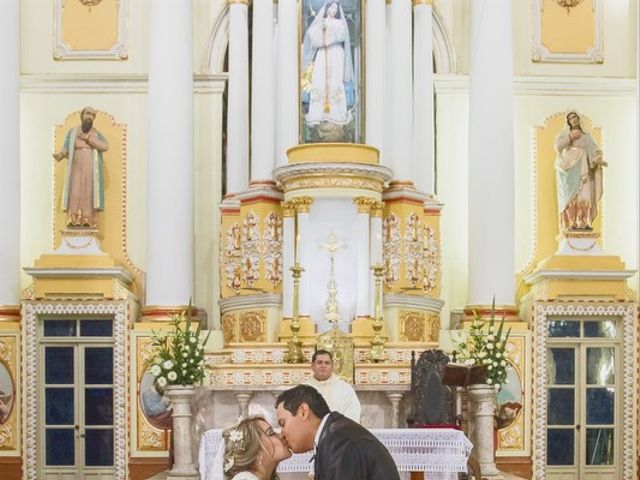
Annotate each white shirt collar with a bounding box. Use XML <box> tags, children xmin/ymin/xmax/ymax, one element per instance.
<box><xmin>314</xmin><ymin>413</ymin><xmax>331</xmax><ymax>453</ymax></box>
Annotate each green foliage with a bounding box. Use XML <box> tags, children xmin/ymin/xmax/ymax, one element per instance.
<box><xmin>150</xmin><ymin>302</ymin><xmax>210</xmax><ymax>389</ymax></box>
<box><xmin>453</xmin><ymin>300</ymin><xmax>511</xmax><ymax>387</ymax></box>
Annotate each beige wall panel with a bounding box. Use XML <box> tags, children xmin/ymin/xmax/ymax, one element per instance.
<box><xmin>513</xmin><ymin>0</ymin><xmax>637</xmax><ymax>77</ymax></box>
<box><xmin>22</xmin><ymin>0</ymin><xmax>147</xmax><ymax>73</ymax></box>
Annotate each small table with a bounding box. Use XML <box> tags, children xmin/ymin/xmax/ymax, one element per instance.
<box><xmin>199</xmin><ymin>427</ymin><xmax>472</xmax><ymax>480</ymax></box>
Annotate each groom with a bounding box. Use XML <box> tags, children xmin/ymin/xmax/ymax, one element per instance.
<box><xmin>276</xmin><ymin>385</ymin><xmax>400</xmax><ymax>480</ymax></box>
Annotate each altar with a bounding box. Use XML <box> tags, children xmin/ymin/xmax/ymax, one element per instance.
<box><xmin>199</xmin><ymin>428</ymin><xmax>472</xmax><ymax>480</ymax></box>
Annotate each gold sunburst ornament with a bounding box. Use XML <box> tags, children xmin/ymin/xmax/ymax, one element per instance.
<box><xmin>555</xmin><ymin>0</ymin><xmax>584</xmax><ymax>13</ymax></box>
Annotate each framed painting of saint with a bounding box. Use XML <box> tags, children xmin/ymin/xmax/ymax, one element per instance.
<box><xmin>300</xmin><ymin>0</ymin><xmax>363</xmax><ymax>143</ymax></box>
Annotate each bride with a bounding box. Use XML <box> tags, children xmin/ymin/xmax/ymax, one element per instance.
<box><xmin>212</xmin><ymin>416</ymin><xmax>292</xmax><ymax>480</ymax></box>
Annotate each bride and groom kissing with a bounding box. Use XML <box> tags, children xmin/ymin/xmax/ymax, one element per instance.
<box><xmin>213</xmin><ymin>384</ymin><xmax>400</xmax><ymax>480</ymax></box>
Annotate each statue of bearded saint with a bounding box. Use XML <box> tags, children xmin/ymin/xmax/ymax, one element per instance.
<box><xmin>53</xmin><ymin>107</ymin><xmax>109</xmax><ymax>228</ymax></box>
<box><xmin>554</xmin><ymin>111</ymin><xmax>607</xmax><ymax>232</ymax></box>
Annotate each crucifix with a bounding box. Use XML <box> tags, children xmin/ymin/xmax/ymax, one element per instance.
<box><xmin>319</xmin><ymin>232</ymin><xmax>346</xmax><ymax>325</ymax></box>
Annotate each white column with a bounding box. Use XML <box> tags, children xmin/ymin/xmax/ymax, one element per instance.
<box><xmin>251</xmin><ymin>0</ymin><xmax>275</xmax><ymax>181</ymax></box>
<box><xmin>276</xmin><ymin>0</ymin><xmax>299</xmax><ymax>166</ymax></box>
<box><xmin>467</xmin><ymin>0</ymin><xmax>514</xmax><ymax>306</ymax></box>
<box><xmin>227</xmin><ymin>0</ymin><xmax>250</xmax><ymax>193</ymax></box>
<box><xmin>390</xmin><ymin>0</ymin><xmax>413</xmax><ymax>181</ymax></box>
<box><xmin>0</xmin><ymin>0</ymin><xmax>19</xmax><ymax>305</ymax></box>
<box><xmin>297</xmin><ymin>207</ymin><xmax>312</xmax><ymax>317</ymax></box>
<box><xmin>383</xmin><ymin>0</ymin><xmax>393</xmax><ymax>170</ymax></box>
<box><xmin>147</xmin><ymin>0</ymin><xmax>194</xmax><ymax>305</ymax></box>
<box><xmin>355</xmin><ymin>201</ymin><xmax>372</xmax><ymax>318</ymax></box>
<box><xmin>366</xmin><ymin>0</ymin><xmax>385</xmax><ymax>156</ymax></box>
<box><xmin>412</xmin><ymin>0</ymin><xmax>434</xmax><ymax>194</ymax></box>
<box><xmin>282</xmin><ymin>208</ymin><xmax>295</xmax><ymax>318</ymax></box>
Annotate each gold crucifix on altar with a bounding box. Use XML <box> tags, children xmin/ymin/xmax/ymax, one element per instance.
<box><xmin>319</xmin><ymin>232</ymin><xmax>346</xmax><ymax>325</ymax></box>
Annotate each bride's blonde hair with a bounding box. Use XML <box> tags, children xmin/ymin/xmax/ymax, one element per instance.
<box><xmin>222</xmin><ymin>415</ymin><xmax>279</xmax><ymax>480</ymax></box>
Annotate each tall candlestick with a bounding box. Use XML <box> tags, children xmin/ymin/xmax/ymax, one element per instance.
<box><xmin>295</xmin><ymin>233</ymin><xmax>300</xmax><ymax>264</ymax></box>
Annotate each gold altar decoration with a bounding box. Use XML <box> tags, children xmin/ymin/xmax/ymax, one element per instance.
<box><xmin>284</xmin><ymin>263</ymin><xmax>305</xmax><ymax>364</ymax></box>
<box><xmin>367</xmin><ymin>264</ymin><xmax>388</xmax><ymax>362</ymax></box>
<box><xmin>317</xmin><ymin>327</ymin><xmax>355</xmax><ymax>383</ymax></box>
<box><xmin>0</xmin><ymin>334</ymin><xmax>18</xmax><ymax>451</ymax></box>
<box><xmin>320</xmin><ymin>233</ymin><xmax>346</xmax><ymax>325</ymax></box>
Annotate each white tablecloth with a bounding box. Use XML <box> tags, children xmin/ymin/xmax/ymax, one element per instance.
<box><xmin>199</xmin><ymin>427</ymin><xmax>472</xmax><ymax>480</ymax></box>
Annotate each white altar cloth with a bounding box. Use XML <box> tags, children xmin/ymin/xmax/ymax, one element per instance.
<box><xmin>199</xmin><ymin>427</ymin><xmax>472</xmax><ymax>480</ymax></box>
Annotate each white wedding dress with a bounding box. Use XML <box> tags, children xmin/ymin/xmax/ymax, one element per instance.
<box><xmin>231</xmin><ymin>473</ymin><xmax>260</xmax><ymax>480</ymax></box>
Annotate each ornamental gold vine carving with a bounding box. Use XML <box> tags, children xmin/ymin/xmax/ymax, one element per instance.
<box><xmin>224</xmin><ymin>223</ymin><xmax>242</xmax><ymax>293</ymax></box>
<box><xmin>241</xmin><ymin>212</ymin><xmax>261</xmax><ymax>286</ymax></box>
<box><xmin>264</xmin><ymin>212</ymin><xmax>283</xmax><ymax>287</ymax></box>
<box><xmin>382</xmin><ymin>214</ymin><xmax>401</xmax><ymax>287</ymax></box>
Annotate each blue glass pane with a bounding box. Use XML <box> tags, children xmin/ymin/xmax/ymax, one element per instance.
<box><xmin>548</xmin><ymin>320</ymin><xmax>580</xmax><ymax>337</ymax></box>
<box><xmin>584</xmin><ymin>321</ymin><xmax>616</xmax><ymax>338</ymax></box>
<box><xmin>587</xmin><ymin>428</ymin><xmax>614</xmax><ymax>465</ymax></box>
<box><xmin>586</xmin><ymin>348</ymin><xmax>615</xmax><ymax>385</ymax></box>
<box><xmin>85</xmin><ymin>429</ymin><xmax>114</xmax><ymax>466</ymax></box>
<box><xmin>587</xmin><ymin>388</ymin><xmax>614</xmax><ymax>425</ymax></box>
<box><xmin>548</xmin><ymin>388</ymin><xmax>575</xmax><ymax>425</ymax></box>
<box><xmin>547</xmin><ymin>429</ymin><xmax>574</xmax><ymax>466</ymax></box>
<box><xmin>43</xmin><ymin>320</ymin><xmax>76</xmax><ymax>337</ymax></box>
<box><xmin>84</xmin><ymin>348</ymin><xmax>113</xmax><ymax>384</ymax></box>
<box><xmin>80</xmin><ymin>320</ymin><xmax>113</xmax><ymax>337</ymax></box>
<box><xmin>46</xmin><ymin>388</ymin><xmax>74</xmax><ymax>425</ymax></box>
<box><xmin>85</xmin><ymin>388</ymin><xmax>113</xmax><ymax>425</ymax></box>
<box><xmin>46</xmin><ymin>429</ymin><xmax>75</xmax><ymax>466</ymax></box>
<box><xmin>45</xmin><ymin>347</ymin><xmax>73</xmax><ymax>384</ymax></box>
<box><xmin>547</xmin><ymin>349</ymin><xmax>575</xmax><ymax>384</ymax></box>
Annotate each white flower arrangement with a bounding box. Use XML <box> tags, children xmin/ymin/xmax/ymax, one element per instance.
<box><xmin>150</xmin><ymin>302</ymin><xmax>211</xmax><ymax>388</ymax></box>
<box><xmin>453</xmin><ymin>301</ymin><xmax>511</xmax><ymax>387</ymax></box>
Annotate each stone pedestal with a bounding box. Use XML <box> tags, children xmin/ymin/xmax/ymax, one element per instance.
<box><xmin>468</xmin><ymin>384</ymin><xmax>502</xmax><ymax>479</ymax></box>
<box><xmin>165</xmin><ymin>385</ymin><xmax>198</xmax><ymax>479</ymax></box>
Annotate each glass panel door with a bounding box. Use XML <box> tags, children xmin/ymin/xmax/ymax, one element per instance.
<box><xmin>546</xmin><ymin>319</ymin><xmax>620</xmax><ymax>480</ymax></box>
<box><xmin>41</xmin><ymin>319</ymin><xmax>115</xmax><ymax>479</ymax></box>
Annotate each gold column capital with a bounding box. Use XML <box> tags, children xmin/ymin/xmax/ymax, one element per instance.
<box><xmin>292</xmin><ymin>196</ymin><xmax>314</xmax><ymax>213</ymax></box>
<box><xmin>281</xmin><ymin>201</ymin><xmax>296</xmax><ymax>217</ymax></box>
<box><xmin>353</xmin><ymin>197</ymin><xmax>377</xmax><ymax>214</ymax></box>
<box><xmin>412</xmin><ymin>0</ymin><xmax>433</xmax><ymax>5</ymax></box>
<box><xmin>370</xmin><ymin>201</ymin><xmax>385</xmax><ymax>218</ymax></box>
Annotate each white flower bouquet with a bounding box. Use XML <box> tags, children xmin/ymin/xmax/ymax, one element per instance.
<box><xmin>453</xmin><ymin>301</ymin><xmax>511</xmax><ymax>387</ymax></box>
<box><xmin>150</xmin><ymin>303</ymin><xmax>210</xmax><ymax>388</ymax></box>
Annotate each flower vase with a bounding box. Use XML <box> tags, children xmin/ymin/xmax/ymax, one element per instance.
<box><xmin>164</xmin><ymin>385</ymin><xmax>199</xmax><ymax>480</ymax></box>
<box><xmin>467</xmin><ymin>383</ymin><xmax>503</xmax><ymax>479</ymax></box>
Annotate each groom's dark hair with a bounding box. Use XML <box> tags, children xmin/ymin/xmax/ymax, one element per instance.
<box><xmin>276</xmin><ymin>384</ymin><xmax>330</xmax><ymax>418</ymax></box>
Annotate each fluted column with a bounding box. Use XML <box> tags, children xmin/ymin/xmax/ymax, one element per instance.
<box><xmin>0</xmin><ymin>0</ymin><xmax>19</xmax><ymax>306</ymax></box>
<box><xmin>251</xmin><ymin>0</ymin><xmax>275</xmax><ymax>180</ymax></box>
<box><xmin>276</xmin><ymin>0</ymin><xmax>299</xmax><ymax>166</ymax></box>
<box><xmin>365</xmin><ymin>0</ymin><xmax>385</xmax><ymax>156</ymax></box>
<box><xmin>468</xmin><ymin>0</ymin><xmax>514</xmax><ymax>306</ymax></box>
<box><xmin>295</xmin><ymin>198</ymin><xmax>314</xmax><ymax>317</ymax></box>
<box><xmin>386</xmin><ymin>392</ymin><xmax>404</xmax><ymax>428</ymax></box>
<box><xmin>227</xmin><ymin>0</ymin><xmax>250</xmax><ymax>193</ymax></box>
<box><xmin>468</xmin><ymin>384</ymin><xmax>502</xmax><ymax>478</ymax></box>
<box><xmin>354</xmin><ymin>198</ymin><xmax>373</xmax><ymax>318</ymax></box>
<box><xmin>390</xmin><ymin>0</ymin><xmax>413</xmax><ymax>181</ymax></box>
<box><xmin>147</xmin><ymin>0</ymin><xmax>194</xmax><ymax>305</ymax></box>
<box><xmin>281</xmin><ymin>202</ymin><xmax>295</xmax><ymax>318</ymax></box>
<box><xmin>383</xmin><ymin>0</ymin><xmax>393</xmax><ymax>170</ymax></box>
<box><xmin>370</xmin><ymin>202</ymin><xmax>384</xmax><ymax>313</ymax></box>
<box><xmin>165</xmin><ymin>386</ymin><xmax>198</xmax><ymax>479</ymax></box>
<box><xmin>412</xmin><ymin>0</ymin><xmax>434</xmax><ymax>194</ymax></box>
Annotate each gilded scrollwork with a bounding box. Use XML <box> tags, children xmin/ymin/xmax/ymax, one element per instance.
<box><xmin>239</xmin><ymin>311</ymin><xmax>266</xmax><ymax>342</ymax></box>
<box><xmin>222</xmin><ymin>313</ymin><xmax>237</xmax><ymax>344</ymax></box>
<box><xmin>404</xmin><ymin>213</ymin><xmax>424</xmax><ymax>288</ymax></box>
<box><xmin>264</xmin><ymin>212</ymin><xmax>283</xmax><ymax>287</ymax></box>
<box><xmin>224</xmin><ymin>223</ymin><xmax>242</xmax><ymax>293</ymax></box>
<box><xmin>399</xmin><ymin>311</ymin><xmax>425</xmax><ymax>342</ymax></box>
<box><xmin>140</xmin><ymin>429</ymin><xmax>164</xmax><ymax>449</ymax></box>
<box><xmin>241</xmin><ymin>212</ymin><xmax>261</xmax><ymax>286</ymax></box>
<box><xmin>382</xmin><ymin>213</ymin><xmax>401</xmax><ymax>287</ymax></box>
<box><xmin>0</xmin><ymin>424</ymin><xmax>14</xmax><ymax>449</ymax></box>
<box><xmin>422</xmin><ymin>225</ymin><xmax>439</xmax><ymax>292</ymax></box>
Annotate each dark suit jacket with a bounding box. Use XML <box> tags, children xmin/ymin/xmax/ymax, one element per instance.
<box><xmin>314</xmin><ymin>412</ymin><xmax>400</xmax><ymax>480</ymax></box>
